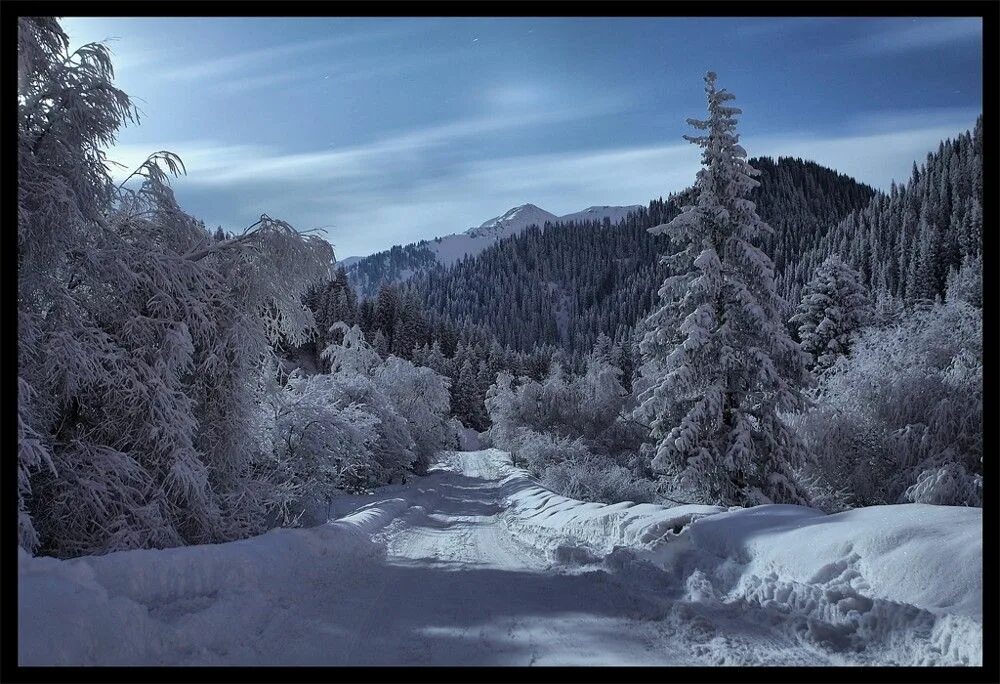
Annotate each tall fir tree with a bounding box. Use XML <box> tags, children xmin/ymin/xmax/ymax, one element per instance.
<box><xmin>634</xmin><ymin>72</ymin><xmax>810</xmax><ymax>507</ymax></box>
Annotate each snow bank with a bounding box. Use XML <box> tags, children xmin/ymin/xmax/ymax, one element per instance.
<box><xmin>644</xmin><ymin>503</ymin><xmax>983</xmax><ymax>665</ymax></box>
<box><xmin>18</xmin><ymin>449</ymin><xmax>982</xmax><ymax>666</ymax></box>
<box><xmin>482</xmin><ymin>449</ymin><xmax>983</xmax><ymax>665</ymax></box>
<box><xmin>17</xmin><ymin>499</ymin><xmax>408</xmax><ymax>666</ymax></box>
<box><xmin>494</xmin><ymin>458</ymin><xmax>723</xmax><ymax>553</ymax></box>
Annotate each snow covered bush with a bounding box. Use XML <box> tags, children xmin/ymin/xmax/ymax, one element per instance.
<box><xmin>263</xmin><ymin>324</ymin><xmax>455</xmax><ymax>520</ymax></box>
<box><xmin>374</xmin><ymin>356</ymin><xmax>454</xmax><ymax>474</ymax></box>
<box><xmin>904</xmin><ymin>464</ymin><xmax>982</xmax><ymax>507</ymax></box>
<box><xmin>17</xmin><ymin>18</ymin><xmax>334</xmax><ymax>556</ymax></box>
<box><xmin>264</xmin><ymin>371</ymin><xmax>381</xmax><ymax>523</ymax></box>
<box><xmin>485</xmin><ymin>347</ymin><xmax>653</xmax><ymax>504</ymax></box>
<box><xmin>539</xmin><ymin>454</ymin><xmax>662</xmax><ymax>504</ymax></box>
<box><xmin>790</xmin><ymin>299</ymin><xmax>982</xmax><ymax>507</ymax></box>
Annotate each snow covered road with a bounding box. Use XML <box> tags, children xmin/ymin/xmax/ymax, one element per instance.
<box><xmin>19</xmin><ymin>449</ymin><xmax>982</xmax><ymax>666</ymax></box>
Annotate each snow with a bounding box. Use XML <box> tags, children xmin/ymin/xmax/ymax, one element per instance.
<box><xmin>335</xmin><ymin>255</ymin><xmax>363</xmax><ymax>269</ymax></box>
<box><xmin>18</xmin><ymin>449</ymin><xmax>982</xmax><ymax>666</ymax></box>
<box><xmin>349</xmin><ymin>203</ymin><xmax>642</xmax><ymax>274</ymax></box>
<box><xmin>466</xmin><ymin>203</ymin><xmax>558</xmax><ymax>239</ymax></box>
<box><xmin>556</xmin><ymin>205</ymin><xmax>643</xmax><ymax>225</ymax></box>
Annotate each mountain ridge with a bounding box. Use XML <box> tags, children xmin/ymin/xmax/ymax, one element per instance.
<box><xmin>342</xmin><ymin>202</ymin><xmax>643</xmax><ymax>296</ymax></box>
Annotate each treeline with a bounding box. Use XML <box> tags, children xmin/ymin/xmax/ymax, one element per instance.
<box><xmin>298</xmin><ymin>269</ymin><xmax>566</xmax><ymax>431</ymax></box>
<box><xmin>805</xmin><ymin>118</ymin><xmax>983</xmax><ymax>302</ymax></box>
<box><xmin>402</xmin><ymin>157</ymin><xmax>876</xmax><ymax>358</ymax></box>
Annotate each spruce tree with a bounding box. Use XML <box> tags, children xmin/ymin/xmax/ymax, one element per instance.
<box><xmin>634</xmin><ymin>71</ymin><xmax>810</xmax><ymax>507</ymax></box>
<box><xmin>790</xmin><ymin>255</ymin><xmax>872</xmax><ymax>373</ymax></box>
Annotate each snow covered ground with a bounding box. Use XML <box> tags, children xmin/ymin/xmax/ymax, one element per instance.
<box><xmin>19</xmin><ymin>449</ymin><xmax>982</xmax><ymax>666</ymax></box>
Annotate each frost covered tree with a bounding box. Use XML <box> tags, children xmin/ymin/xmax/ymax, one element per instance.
<box><xmin>485</xmin><ymin>339</ymin><xmax>651</xmax><ymax>504</ymax></box>
<box><xmin>790</xmin><ymin>255</ymin><xmax>872</xmax><ymax>373</ymax></box>
<box><xmin>634</xmin><ymin>72</ymin><xmax>810</xmax><ymax>507</ymax></box>
<box><xmin>790</xmin><ymin>299</ymin><xmax>982</xmax><ymax>507</ymax></box>
<box><xmin>264</xmin><ymin>369</ymin><xmax>381</xmax><ymax>523</ymax></box>
<box><xmin>945</xmin><ymin>254</ymin><xmax>982</xmax><ymax>308</ymax></box>
<box><xmin>17</xmin><ymin>17</ymin><xmax>333</xmax><ymax>556</ymax></box>
<box><xmin>374</xmin><ymin>357</ymin><xmax>453</xmax><ymax>474</ymax></box>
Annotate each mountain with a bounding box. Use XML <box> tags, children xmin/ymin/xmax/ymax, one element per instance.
<box><xmin>305</xmin><ymin>132</ymin><xmax>981</xmax><ymax>432</ymax></box>
<box><xmin>556</xmin><ymin>205</ymin><xmax>643</xmax><ymax>226</ymax></box>
<box><xmin>342</xmin><ymin>203</ymin><xmax>642</xmax><ymax>297</ymax></box>
<box><xmin>404</xmin><ymin>157</ymin><xmax>879</xmax><ymax>356</ymax></box>
<box><xmin>465</xmin><ymin>203</ymin><xmax>558</xmax><ymax>239</ymax></box>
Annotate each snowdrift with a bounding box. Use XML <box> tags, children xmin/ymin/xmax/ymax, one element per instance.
<box><xmin>485</xmin><ymin>450</ymin><xmax>983</xmax><ymax>665</ymax></box>
<box><xmin>17</xmin><ymin>499</ymin><xmax>407</xmax><ymax>665</ymax></box>
<box><xmin>18</xmin><ymin>449</ymin><xmax>982</xmax><ymax>666</ymax></box>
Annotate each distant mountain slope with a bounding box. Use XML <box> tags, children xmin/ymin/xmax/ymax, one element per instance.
<box><xmin>405</xmin><ymin>156</ymin><xmax>879</xmax><ymax>356</ymax></box>
<box><xmin>343</xmin><ymin>203</ymin><xmax>642</xmax><ymax>297</ymax></box>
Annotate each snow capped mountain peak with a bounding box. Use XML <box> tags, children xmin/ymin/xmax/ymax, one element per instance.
<box><xmin>556</xmin><ymin>204</ymin><xmax>644</xmax><ymax>225</ymax></box>
<box><xmin>466</xmin><ymin>203</ymin><xmax>558</xmax><ymax>238</ymax></box>
<box><xmin>346</xmin><ymin>202</ymin><xmax>644</xmax><ymax>295</ymax></box>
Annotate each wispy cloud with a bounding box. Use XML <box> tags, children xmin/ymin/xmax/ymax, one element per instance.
<box><xmin>108</xmin><ymin>106</ymin><xmax>978</xmax><ymax>257</ymax></box>
<box><xmin>845</xmin><ymin>106</ymin><xmax>981</xmax><ymax>133</ymax></box>
<box><xmin>849</xmin><ymin>18</ymin><xmax>981</xmax><ymax>55</ymax></box>
<box><xmin>110</xmin><ymin>98</ymin><xmax>627</xmax><ymax>187</ymax></box>
<box><xmin>160</xmin><ymin>25</ymin><xmax>418</xmax><ymax>82</ymax></box>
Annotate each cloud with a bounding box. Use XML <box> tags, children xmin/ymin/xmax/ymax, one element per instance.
<box><xmin>113</xmin><ymin>98</ymin><xmax>627</xmax><ymax>188</ymax></box>
<box><xmin>845</xmin><ymin>107</ymin><xmax>981</xmax><ymax>134</ymax></box>
<box><xmin>159</xmin><ymin>26</ymin><xmax>415</xmax><ymax>83</ymax></box>
<box><xmin>849</xmin><ymin>18</ymin><xmax>981</xmax><ymax>55</ymax></box>
<box><xmin>112</xmin><ymin>108</ymin><xmax>978</xmax><ymax>257</ymax></box>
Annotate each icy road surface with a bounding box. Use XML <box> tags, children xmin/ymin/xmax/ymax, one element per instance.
<box><xmin>19</xmin><ymin>449</ymin><xmax>982</xmax><ymax>666</ymax></box>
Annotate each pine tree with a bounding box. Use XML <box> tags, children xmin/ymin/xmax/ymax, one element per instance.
<box><xmin>634</xmin><ymin>72</ymin><xmax>809</xmax><ymax>507</ymax></box>
<box><xmin>790</xmin><ymin>255</ymin><xmax>872</xmax><ymax>372</ymax></box>
<box><xmin>453</xmin><ymin>359</ymin><xmax>481</xmax><ymax>430</ymax></box>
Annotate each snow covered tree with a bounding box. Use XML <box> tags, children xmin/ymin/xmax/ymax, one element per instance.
<box><xmin>790</xmin><ymin>255</ymin><xmax>872</xmax><ymax>373</ymax></box>
<box><xmin>264</xmin><ymin>370</ymin><xmax>381</xmax><ymax>522</ymax></box>
<box><xmin>634</xmin><ymin>72</ymin><xmax>810</xmax><ymax>507</ymax></box>
<box><xmin>375</xmin><ymin>357</ymin><xmax>453</xmax><ymax>473</ymax></box>
<box><xmin>945</xmin><ymin>254</ymin><xmax>982</xmax><ymax>308</ymax></box>
<box><xmin>17</xmin><ymin>17</ymin><xmax>333</xmax><ymax>556</ymax></box>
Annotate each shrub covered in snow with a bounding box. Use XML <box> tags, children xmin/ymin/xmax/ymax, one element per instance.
<box><xmin>264</xmin><ymin>371</ymin><xmax>381</xmax><ymax>523</ymax></box>
<box><xmin>265</xmin><ymin>325</ymin><xmax>455</xmax><ymax>519</ymax></box>
<box><xmin>374</xmin><ymin>356</ymin><xmax>453</xmax><ymax>474</ymax></box>
<box><xmin>485</xmin><ymin>346</ymin><xmax>653</xmax><ymax>504</ymax></box>
<box><xmin>790</xmin><ymin>299</ymin><xmax>982</xmax><ymax>507</ymax></box>
<box><xmin>904</xmin><ymin>463</ymin><xmax>982</xmax><ymax>507</ymax></box>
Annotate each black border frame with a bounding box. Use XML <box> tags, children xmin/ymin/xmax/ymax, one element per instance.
<box><xmin>2</xmin><ymin>2</ymin><xmax>996</xmax><ymax>683</ymax></box>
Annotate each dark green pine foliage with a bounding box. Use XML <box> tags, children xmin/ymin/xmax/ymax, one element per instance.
<box><xmin>809</xmin><ymin>117</ymin><xmax>982</xmax><ymax>305</ymax></box>
<box><xmin>405</xmin><ymin>156</ymin><xmax>876</xmax><ymax>360</ymax></box>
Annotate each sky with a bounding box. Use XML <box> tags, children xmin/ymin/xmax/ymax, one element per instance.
<box><xmin>60</xmin><ymin>16</ymin><xmax>983</xmax><ymax>258</ymax></box>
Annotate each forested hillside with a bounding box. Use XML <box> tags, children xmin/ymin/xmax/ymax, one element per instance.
<box><xmin>805</xmin><ymin>118</ymin><xmax>983</xmax><ymax>302</ymax></box>
<box><xmin>301</xmin><ymin>133</ymin><xmax>982</xmax><ymax>440</ymax></box>
<box><xmin>403</xmin><ymin>157</ymin><xmax>876</xmax><ymax>357</ymax></box>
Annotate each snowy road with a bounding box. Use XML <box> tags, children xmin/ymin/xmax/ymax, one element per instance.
<box><xmin>19</xmin><ymin>449</ymin><xmax>982</xmax><ymax>666</ymax></box>
<box><xmin>344</xmin><ymin>450</ymin><xmax>680</xmax><ymax>666</ymax></box>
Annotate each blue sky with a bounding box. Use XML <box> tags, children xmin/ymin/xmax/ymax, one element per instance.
<box><xmin>61</xmin><ymin>17</ymin><xmax>982</xmax><ymax>258</ymax></box>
